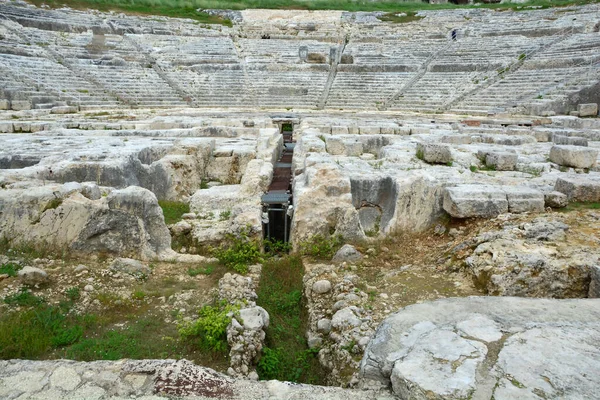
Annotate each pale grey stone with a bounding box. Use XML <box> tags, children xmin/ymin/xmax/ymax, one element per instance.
<box><xmin>312</xmin><ymin>280</ymin><xmax>332</xmax><ymax>294</ymax></box>
<box><xmin>443</xmin><ymin>185</ymin><xmax>508</xmax><ymax>218</ymax></box>
<box><xmin>416</xmin><ymin>142</ymin><xmax>452</xmax><ymax>164</ymax></box>
<box><xmin>485</xmin><ymin>152</ymin><xmax>518</xmax><ymax>171</ymax></box>
<box><xmin>239</xmin><ymin>306</ymin><xmax>270</xmax><ymax>330</ymax></box>
<box><xmin>332</xmin><ymin>307</ymin><xmax>361</xmax><ymax>329</ymax></box>
<box><xmin>50</xmin><ymin>366</ymin><xmax>81</xmax><ymax>391</ymax></box>
<box><xmin>549</xmin><ymin>145</ymin><xmax>598</xmax><ymax>168</ymax></box>
<box><xmin>110</xmin><ymin>258</ymin><xmax>151</xmax><ymax>278</ymax></box>
<box><xmin>544</xmin><ymin>191</ymin><xmax>568</xmax><ymax>208</ymax></box>
<box><xmin>555</xmin><ymin>176</ymin><xmax>600</xmax><ymax>202</ymax></box>
<box><xmin>317</xmin><ymin>318</ymin><xmax>332</xmax><ymax>334</ymax></box>
<box><xmin>577</xmin><ymin>103</ymin><xmax>598</xmax><ymax>117</ymax></box>
<box><xmin>18</xmin><ymin>266</ymin><xmax>49</xmax><ymax>285</ymax></box>
<box><xmin>332</xmin><ymin>244</ymin><xmax>363</xmax><ymax>264</ymax></box>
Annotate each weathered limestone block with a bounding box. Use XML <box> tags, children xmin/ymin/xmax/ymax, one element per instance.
<box><xmin>326</xmin><ymin>137</ymin><xmax>345</xmax><ymax>155</ymax></box>
<box><xmin>554</xmin><ymin>176</ymin><xmax>600</xmax><ymax>202</ymax></box>
<box><xmin>485</xmin><ymin>151</ymin><xmax>518</xmax><ymax>171</ymax></box>
<box><xmin>549</xmin><ymin>145</ymin><xmax>598</xmax><ymax>168</ymax></box>
<box><xmin>0</xmin><ymin>184</ymin><xmax>171</xmax><ymax>260</ymax></box>
<box><xmin>504</xmin><ymin>186</ymin><xmax>545</xmax><ymax>213</ymax></box>
<box><xmin>239</xmin><ymin>159</ymin><xmax>273</xmax><ymax>196</ymax></box>
<box><xmin>577</xmin><ymin>103</ymin><xmax>598</xmax><ymax>117</ymax></box>
<box><xmin>10</xmin><ymin>100</ymin><xmax>31</xmax><ymax>110</ymax></box>
<box><xmin>18</xmin><ymin>266</ymin><xmax>49</xmax><ymax>285</ymax></box>
<box><xmin>443</xmin><ymin>185</ymin><xmax>508</xmax><ymax>218</ymax></box>
<box><xmin>552</xmin><ymin>134</ymin><xmax>588</xmax><ymax>147</ymax></box>
<box><xmin>360</xmin><ymin>297</ymin><xmax>600</xmax><ymax>400</ymax></box>
<box><xmin>416</xmin><ymin>143</ymin><xmax>452</xmax><ymax>164</ymax></box>
<box><xmin>544</xmin><ymin>191</ymin><xmax>568</xmax><ymax>208</ymax></box>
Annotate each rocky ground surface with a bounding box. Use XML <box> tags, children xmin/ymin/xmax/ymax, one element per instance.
<box><xmin>360</xmin><ymin>297</ymin><xmax>600</xmax><ymax>400</ymax></box>
<box><xmin>0</xmin><ymin>359</ymin><xmax>390</xmax><ymax>400</ymax></box>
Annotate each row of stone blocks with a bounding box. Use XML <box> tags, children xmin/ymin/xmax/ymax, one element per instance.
<box><xmin>444</xmin><ymin>175</ymin><xmax>600</xmax><ymax>219</ymax></box>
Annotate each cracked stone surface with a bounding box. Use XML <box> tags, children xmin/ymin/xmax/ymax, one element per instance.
<box><xmin>0</xmin><ymin>359</ymin><xmax>391</xmax><ymax>400</ymax></box>
<box><xmin>359</xmin><ymin>297</ymin><xmax>600</xmax><ymax>400</ymax></box>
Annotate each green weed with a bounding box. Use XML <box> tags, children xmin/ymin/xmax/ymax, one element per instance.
<box><xmin>178</xmin><ymin>301</ymin><xmax>239</xmax><ymax>353</ymax></box>
<box><xmin>187</xmin><ymin>265</ymin><xmax>215</xmax><ymax>276</ymax></box>
<box><xmin>158</xmin><ymin>200</ymin><xmax>190</xmax><ymax>225</ymax></box>
<box><xmin>4</xmin><ymin>288</ymin><xmax>45</xmax><ymax>307</ymax></box>
<box><xmin>65</xmin><ymin>286</ymin><xmax>81</xmax><ymax>302</ymax></box>
<box><xmin>0</xmin><ymin>262</ymin><xmax>22</xmax><ymax>277</ymax></box>
<box><xmin>212</xmin><ymin>229</ymin><xmax>262</xmax><ymax>274</ymax></box>
<box><xmin>298</xmin><ymin>234</ymin><xmax>343</xmax><ymax>259</ymax></box>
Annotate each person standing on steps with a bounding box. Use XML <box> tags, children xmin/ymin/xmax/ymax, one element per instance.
<box><xmin>451</xmin><ymin>29</ymin><xmax>457</xmax><ymax>41</ymax></box>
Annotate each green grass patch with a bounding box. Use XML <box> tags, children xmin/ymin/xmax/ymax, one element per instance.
<box><xmin>158</xmin><ymin>200</ymin><xmax>190</xmax><ymax>225</ymax></box>
<box><xmin>560</xmin><ymin>201</ymin><xmax>600</xmax><ymax>212</ymax></box>
<box><xmin>25</xmin><ymin>0</ymin><xmax>599</xmax><ymax>26</ymax></box>
<box><xmin>4</xmin><ymin>288</ymin><xmax>46</xmax><ymax>307</ymax></box>
<box><xmin>256</xmin><ymin>255</ymin><xmax>326</xmax><ymax>384</ymax></box>
<box><xmin>178</xmin><ymin>300</ymin><xmax>239</xmax><ymax>353</ymax></box>
<box><xmin>0</xmin><ymin>262</ymin><xmax>22</xmax><ymax>277</ymax></box>
<box><xmin>188</xmin><ymin>264</ymin><xmax>216</xmax><ymax>276</ymax></box>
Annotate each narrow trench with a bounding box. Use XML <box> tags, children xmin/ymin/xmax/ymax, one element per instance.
<box><xmin>261</xmin><ymin>122</ymin><xmax>294</xmax><ymax>246</ymax></box>
<box><xmin>255</xmin><ymin>122</ymin><xmax>327</xmax><ymax>384</ymax></box>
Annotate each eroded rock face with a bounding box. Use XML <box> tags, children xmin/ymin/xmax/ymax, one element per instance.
<box><xmin>463</xmin><ymin>217</ymin><xmax>598</xmax><ymax>298</ymax></box>
<box><xmin>0</xmin><ymin>359</ymin><xmax>385</xmax><ymax>399</ymax></box>
<box><xmin>360</xmin><ymin>297</ymin><xmax>600</xmax><ymax>400</ymax></box>
<box><xmin>0</xmin><ymin>184</ymin><xmax>172</xmax><ymax>260</ymax></box>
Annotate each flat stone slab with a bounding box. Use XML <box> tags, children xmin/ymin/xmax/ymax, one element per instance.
<box><xmin>443</xmin><ymin>185</ymin><xmax>544</xmax><ymax>218</ymax></box>
<box><xmin>0</xmin><ymin>359</ymin><xmax>386</xmax><ymax>400</ymax></box>
<box><xmin>360</xmin><ymin>297</ymin><xmax>600</xmax><ymax>400</ymax></box>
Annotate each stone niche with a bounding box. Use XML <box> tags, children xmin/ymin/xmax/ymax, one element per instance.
<box><xmin>350</xmin><ymin>177</ymin><xmax>398</xmax><ymax>236</ymax></box>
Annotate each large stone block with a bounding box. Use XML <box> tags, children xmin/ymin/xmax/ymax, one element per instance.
<box><xmin>577</xmin><ymin>103</ymin><xmax>598</xmax><ymax>117</ymax></box>
<box><xmin>549</xmin><ymin>145</ymin><xmax>598</xmax><ymax>168</ymax></box>
<box><xmin>416</xmin><ymin>143</ymin><xmax>452</xmax><ymax>165</ymax></box>
<box><xmin>443</xmin><ymin>185</ymin><xmax>508</xmax><ymax>218</ymax></box>
<box><xmin>552</xmin><ymin>134</ymin><xmax>588</xmax><ymax>147</ymax></box>
<box><xmin>504</xmin><ymin>186</ymin><xmax>545</xmax><ymax>213</ymax></box>
<box><xmin>485</xmin><ymin>151</ymin><xmax>518</xmax><ymax>171</ymax></box>
<box><xmin>555</xmin><ymin>176</ymin><xmax>600</xmax><ymax>202</ymax></box>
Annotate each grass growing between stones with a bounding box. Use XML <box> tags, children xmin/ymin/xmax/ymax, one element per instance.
<box><xmin>25</xmin><ymin>0</ymin><xmax>599</xmax><ymax>26</ymax></box>
<box><xmin>158</xmin><ymin>200</ymin><xmax>190</xmax><ymax>225</ymax></box>
<box><xmin>256</xmin><ymin>255</ymin><xmax>326</xmax><ymax>384</ymax></box>
<box><xmin>560</xmin><ymin>201</ymin><xmax>600</xmax><ymax>212</ymax></box>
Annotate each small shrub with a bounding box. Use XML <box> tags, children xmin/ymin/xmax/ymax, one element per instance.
<box><xmin>0</xmin><ymin>262</ymin><xmax>22</xmax><ymax>277</ymax></box>
<box><xmin>416</xmin><ymin>147</ymin><xmax>424</xmax><ymax>161</ymax></box>
<box><xmin>219</xmin><ymin>210</ymin><xmax>232</xmax><ymax>221</ymax></box>
<box><xmin>212</xmin><ymin>229</ymin><xmax>262</xmax><ymax>274</ymax></box>
<box><xmin>257</xmin><ymin>347</ymin><xmax>282</xmax><ymax>380</ymax></box>
<box><xmin>4</xmin><ymin>288</ymin><xmax>45</xmax><ymax>307</ymax></box>
<box><xmin>178</xmin><ymin>301</ymin><xmax>239</xmax><ymax>353</ymax></box>
<box><xmin>65</xmin><ymin>286</ymin><xmax>81</xmax><ymax>302</ymax></box>
<box><xmin>188</xmin><ymin>265</ymin><xmax>215</xmax><ymax>276</ymax></box>
<box><xmin>200</xmin><ymin>181</ymin><xmax>209</xmax><ymax>190</ymax></box>
<box><xmin>518</xmin><ymin>53</ymin><xmax>527</xmax><ymax>61</ymax></box>
<box><xmin>131</xmin><ymin>290</ymin><xmax>146</xmax><ymax>301</ymax></box>
<box><xmin>263</xmin><ymin>239</ymin><xmax>292</xmax><ymax>255</ymax></box>
<box><xmin>469</xmin><ymin>165</ymin><xmax>478</xmax><ymax>172</ymax></box>
<box><xmin>299</xmin><ymin>234</ymin><xmax>343</xmax><ymax>259</ymax></box>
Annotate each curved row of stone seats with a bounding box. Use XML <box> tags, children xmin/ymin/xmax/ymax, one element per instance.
<box><xmin>343</xmin><ymin>38</ymin><xmax>444</xmax><ymax>67</ymax></box>
<box><xmin>0</xmin><ymin>54</ymin><xmax>120</xmax><ymax>109</ymax></box>
<box><xmin>161</xmin><ymin>64</ymin><xmax>249</xmax><ymax>108</ymax></box>
<box><xmin>238</xmin><ymin>38</ymin><xmax>334</xmax><ymax>64</ymax></box>
<box><xmin>71</xmin><ymin>59</ymin><xmax>188</xmax><ymax>108</ymax></box>
<box><xmin>388</xmin><ymin>72</ymin><xmax>479</xmax><ymax>113</ymax></box>
<box><xmin>451</xmin><ymin>66</ymin><xmax>591</xmax><ymax>115</ymax></box>
<box><xmin>247</xmin><ymin>65</ymin><xmax>329</xmax><ymax>109</ymax></box>
<box><xmin>134</xmin><ymin>34</ymin><xmax>239</xmax><ymax>65</ymax></box>
<box><xmin>0</xmin><ymin>3</ymin><xmax>223</xmax><ymax>36</ymax></box>
<box><xmin>325</xmin><ymin>71</ymin><xmax>412</xmax><ymax>109</ymax></box>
